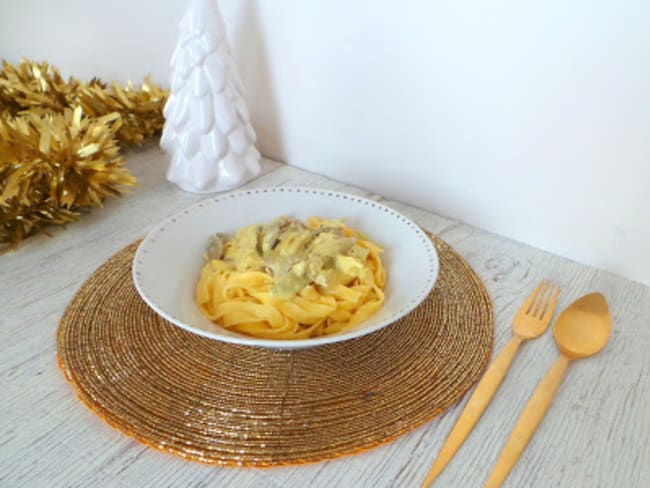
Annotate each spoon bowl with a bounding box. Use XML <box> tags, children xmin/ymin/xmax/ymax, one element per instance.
<box><xmin>553</xmin><ymin>292</ymin><xmax>611</xmax><ymax>359</ymax></box>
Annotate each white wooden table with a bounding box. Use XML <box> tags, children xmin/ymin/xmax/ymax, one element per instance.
<box><xmin>2</xmin><ymin>146</ymin><xmax>649</xmax><ymax>488</ymax></box>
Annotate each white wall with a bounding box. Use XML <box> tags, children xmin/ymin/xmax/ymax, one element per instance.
<box><xmin>2</xmin><ymin>0</ymin><xmax>650</xmax><ymax>286</ymax></box>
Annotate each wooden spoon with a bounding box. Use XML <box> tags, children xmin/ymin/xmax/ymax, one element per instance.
<box><xmin>484</xmin><ymin>292</ymin><xmax>611</xmax><ymax>488</ymax></box>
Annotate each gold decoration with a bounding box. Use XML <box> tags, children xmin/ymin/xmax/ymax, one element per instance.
<box><xmin>0</xmin><ymin>59</ymin><xmax>168</xmax><ymax>145</ymax></box>
<box><xmin>57</xmin><ymin>235</ymin><xmax>494</xmax><ymax>467</ymax></box>
<box><xmin>0</xmin><ymin>107</ymin><xmax>135</xmax><ymax>251</ymax></box>
<box><xmin>0</xmin><ymin>59</ymin><xmax>80</xmax><ymax>115</ymax></box>
<box><xmin>78</xmin><ymin>76</ymin><xmax>167</xmax><ymax>145</ymax></box>
<box><xmin>0</xmin><ymin>59</ymin><xmax>168</xmax><ymax>250</ymax></box>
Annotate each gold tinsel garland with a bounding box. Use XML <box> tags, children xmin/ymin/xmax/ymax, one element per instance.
<box><xmin>0</xmin><ymin>59</ymin><xmax>168</xmax><ymax>251</ymax></box>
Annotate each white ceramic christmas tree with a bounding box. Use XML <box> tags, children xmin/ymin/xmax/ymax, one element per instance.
<box><xmin>160</xmin><ymin>0</ymin><xmax>261</xmax><ymax>193</ymax></box>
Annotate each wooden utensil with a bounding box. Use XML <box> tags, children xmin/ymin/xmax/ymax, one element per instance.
<box><xmin>484</xmin><ymin>292</ymin><xmax>611</xmax><ymax>488</ymax></box>
<box><xmin>422</xmin><ymin>281</ymin><xmax>560</xmax><ymax>487</ymax></box>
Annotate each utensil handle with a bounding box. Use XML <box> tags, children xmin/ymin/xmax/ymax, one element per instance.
<box><xmin>421</xmin><ymin>335</ymin><xmax>523</xmax><ymax>487</ymax></box>
<box><xmin>484</xmin><ymin>355</ymin><xmax>570</xmax><ymax>488</ymax></box>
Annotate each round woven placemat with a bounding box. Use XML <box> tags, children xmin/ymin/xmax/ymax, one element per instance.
<box><xmin>57</xmin><ymin>234</ymin><xmax>493</xmax><ymax>467</ymax></box>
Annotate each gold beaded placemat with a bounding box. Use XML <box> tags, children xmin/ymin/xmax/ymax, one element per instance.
<box><xmin>57</xmin><ymin>234</ymin><xmax>493</xmax><ymax>467</ymax></box>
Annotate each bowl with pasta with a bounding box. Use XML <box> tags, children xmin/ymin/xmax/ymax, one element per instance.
<box><xmin>133</xmin><ymin>187</ymin><xmax>439</xmax><ymax>349</ymax></box>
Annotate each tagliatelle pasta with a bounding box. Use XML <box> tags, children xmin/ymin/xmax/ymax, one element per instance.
<box><xmin>195</xmin><ymin>216</ymin><xmax>386</xmax><ymax>339</ymax></box>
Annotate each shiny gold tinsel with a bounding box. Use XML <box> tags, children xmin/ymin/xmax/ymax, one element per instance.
<box><xmin>0</xmin><ymin>59</ymin><xmax>166</xmax><ymax>250</ymax></box>
<box><xmin>0</xmin><ymin>59</ymin><xmax>81</xmax><ymax>115</ymax></box>
<box><xmin>0</xmin><ymin>59</ymin><xmax>168</xmax><ymax>145</ymax></box>
<box><xmin>78</xmin><ymin>77</ymin><xmax>168</xmax><ymax>145</ymax></box>
<box><xmin>0</xmin><ymin>106</ymin><xmax>135</xmax><ymax>251</ymax></box>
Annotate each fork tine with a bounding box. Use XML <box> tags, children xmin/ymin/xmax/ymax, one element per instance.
<box><xmin>529</xmin><ymin>281</ymin><xmax>550</xmax><ymax>317</ymax></box>
<box><xmin>540</xmin><ymin>285</ymin><xmax>561</xmax><ymax>321</ymax></box>
<box><xmin>520</xmin><ymin>281</ymin><xmax>544</xmax><ymax>316</ymax></box>
<box><xmin>533</xmin><ymin>281</ymin><xmax>555</xmax><ymax>317</ymax></box>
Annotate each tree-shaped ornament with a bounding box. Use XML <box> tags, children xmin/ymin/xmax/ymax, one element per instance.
<box><xmin>160</xmin><ymin>0</ymin><xmax>261</xmax><ymax>193</ymax></box>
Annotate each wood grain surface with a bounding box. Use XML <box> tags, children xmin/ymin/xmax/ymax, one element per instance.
<box><xmin>1</xmin><ymin>145</ymin><xmax>648</xmax><ymax>487</ymax></box>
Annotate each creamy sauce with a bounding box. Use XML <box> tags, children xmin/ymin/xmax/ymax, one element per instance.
<box><xmin>206</xmin><ymin>216</ymin><xmax>370</xmax><ymax>298</ymax></box>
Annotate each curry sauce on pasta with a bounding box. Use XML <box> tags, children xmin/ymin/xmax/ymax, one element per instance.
<box><xmin>195</xmin><ymin>216</ymin><xmax>386</xmax><ymax>339</ymax></box>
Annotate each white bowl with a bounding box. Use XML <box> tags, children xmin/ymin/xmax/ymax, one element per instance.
<box><xmin>133</xmin><ymin>187</ymin><xmax>439</xmax><ymax>349</ymax></box>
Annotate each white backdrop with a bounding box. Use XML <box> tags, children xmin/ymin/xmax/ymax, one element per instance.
<box><xmin>2</xmin><ymin>0</ymin><xmax>649</xmax><ymax>286</ymax></box>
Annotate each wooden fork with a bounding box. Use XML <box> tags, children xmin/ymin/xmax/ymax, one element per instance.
<box><xmin>421</xmin><ymin>280</ymin><xmax>560</xmax><ymax>487</ymax></box>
